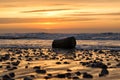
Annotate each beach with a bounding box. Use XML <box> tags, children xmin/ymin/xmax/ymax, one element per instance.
<box><xmin>0</xmin><ymin>45</ymin><xmax>120</xmax><ymax>80</ymax></box>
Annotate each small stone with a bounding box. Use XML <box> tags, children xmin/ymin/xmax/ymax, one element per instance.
<box><xmin>56</xmin><ymin>74</ymin><xmax>66</xmax><ymax>78</ymax></box>
<box><xmin>24</xmin><ymin>76</ymin><xmax>32</xmax><ymax>80</ymax></box>
<box><xmin>6</xmin><ymin>65</ymin><xmax>11</xmax><ymax>69</ymax></box>
<box><xmin>83</xmin><ymin>72</ymin><xmax>93</xmax><ymax>78</ymax></box>
<box><xmin>73</xmin><ymin>77</ymin><xmax>80</xmax><ymax>80</ymax></box>
<box><xmin>44</xmin><ymin>76</ymin><xmax>51</xmax><ymax>79</ymax></box>
<box><xmin>33</xmin><ymin>66</ymin><xmax>41</xmax><ymax>70</ymax></box>
<box><xmin>107</xmin><ymin>63</ymin><xmax>111</xmax><ymax>66</ymax></box>
<box><xmin>67</xmin><ymin>69</ymin><xmax>72</xmax><ymax>72</ymax></box>
<box><xmin>0</xmin><ymin>65</ymin><xmax>2</xmax><ymax>68</ymax></box>
<box><xmin>56</xmin><ymin>62</ymin><xmax>61</xmax><ymax>64</ymax></box>
<box><xmin>30</xmin><ymin>75</ymin><xmax>35</xmax><ymax>78</ymax></box>
<box><xmin>75</xmin><ymin>71</ymin><xmax>81</xmax><ymax>76</ymax></box>
<box><xmin>63</xmin><ymin>61</ymin><xmax>70</xmax><ymax>64</ymax></box>
<box><xmin>25</xmin><ymin>66</ymin><xmax>28</xmax><ymax>69</ymax></box>
<box><xmin>99</xmin><ymin>69</ymin><xmax>109</xmax><ymax>77</ymax></box>
<box><xmin>116</xmin><ymin>63</ymin><xmax>120</xmax><ymax>67</ymax></box>
<box><xmin>35</xmin><ymin>70</ymin><xmax>46</xmax><ymax>74</ymax></box>
<box><xmin>11</xmin><ymin>60</ymin><xmax>20</xmax><ymax>66</ymax></box>
<box><xmin>9</xmin><ymin>72</ymin><xmax>15</xmax><ymax>78</ymax></box>
<box><xmin>47</xmin><ymin>74</ymin><xmax>52</xmax><ymax>77</ymax></box>
<box><xmin>2</xmin><ymin>75</ymin><xmax>11</xmax><ymax>80</ymax></box>
<box><xmin>65</xmin><ymin>73</ymin><xmax>71</xmax><ymax>78</ymax></box>
<box><xmin>89</xmin><ymin>62</ymin><xmax>108</xmax><ymax>69</ymax></box>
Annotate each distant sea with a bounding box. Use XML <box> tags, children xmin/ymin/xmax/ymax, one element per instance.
<box><xmin>0</xmin><ymin>33</ymin><xmax>119</xmax><ymax>50</ymax></box>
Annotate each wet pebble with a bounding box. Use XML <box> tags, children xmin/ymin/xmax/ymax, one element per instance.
<box><xmin>2</xmin><ymin>75</ymin><xmax>11</xmax><ymax>80</ymax></box>
<box><xmin>65</xmin><ymin>73</ymin><xmax>72</xmax><ymax>78</ymax></box>
<box><xmin>83</xmin><ymin>72</ymin><xmax>93</xmax><ymax>78</ymax></box>
<box><xmin>73</xmin><ymin>76</ymin><xmax>80</xmax><ymax>80</ymax></box>
<box><xmin>75</xmin><ymin>71</ymin><xmax>81</xmax><ymax>76</ymax></box>
<box><xmin>24</xmin><ymin>76</ymin><xmax>33</xmax><ymax>80</ymax></box>
<box><xmin>9</xmin><ymin>72</ymin><xmax>15</xmax><ymax>78</ymax></box>
<box><xmin>11</xmin><ymin>60</ymin><xmax>20</xmax><ymax>66</ymax></box>
<box><xmin>35</xmin><ymin>69</ymin><xmax>46</xmax><ymax>74</ymax></box>
<box><xmin>56</xmin><ymin>74</ymin><xmax>66</xmax><ymax>78</ymax></box>
<box><xmin>99</xmin><ymin>69</ymin><xmax>109</xmax><ymax>77</ymax></box>
<box><xmin>56</xmin><ymin>62</ymin><xmax>61</xmax><ymax>64</ymax></box>
<box><xmin>33</xmin><ymin>66</ymin><xmax>41</xmax><ymax>70</ymax></box>
<box><xmin>63</xmin><ymin>61</ymin><xmax>70</xmax><ymax>64</ymax></box>
<box><xmin>67</xmin><ymin>69</ymin><xmax>72</xmax><ymax>72</ymax></box>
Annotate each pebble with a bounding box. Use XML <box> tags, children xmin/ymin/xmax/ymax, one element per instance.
<box><xmin>67</xmin><ymin>69</ymin><xmax>72</xmax><ymax>72</ymax></box>
<box><xmin>35</xmin><ymin>70</ymin><xmax>46</xmax><ymax>74</ymax></box>
<box><xmin>9</xmin><ymin>72</ymin><xmax>15</xmax><ymax>78</ymax></box>
<box><xmin>65</xmin><ymin>73</ymin><xmax>72</xmax><ymax>77</ymax></box>
<box><xmin>63</xmin><ymin>61</ymin><xmax>70</xmax><ymax>64</ymax></box>
<box><xmin>24</xmin><ymin>76</ymin><xmax>33</xmax><ymax>80</ymax></box>
<box><xmin>56</xmin><ymin>62</ymin><xmax>61</xmax><ymax>64</ymax></box>
<box><xmin>2</xmin><ymin>75</ymin><xmax>11</xmax><ymax>80</ymax></box>
<box><xmin>73</xmin><ymin>76</ymin><xmax>80</xmax><ymax>80</ymax></box>
<box><xmin>33</xmin><ymin>66</ymin><xmax>41</xmax><ymax>70</ymax></box>
<box><xmin>11</xmin><ymin>60</ymin><xmax>20</xmax><ymax>66</ymax></box>
<box><xmin>56</xmin><ymin>74</ymin><xmax>66</xmax><ymax>78</ymax></box>
<box><xmin>0</xmin><ymin>65</ymin><xmax>2</xmax><ymax>68</ymax></box>
<box><xmin>83</xmin><ymin>72</ymin><xmax>93</xmax><ymax>78</ymax></box>
<box><xmin>99</xmin><ymin>69</ymin><xmax>109</xmax><ymax>77</ymax></box>
<box><xmin>75</xmin><ymin>71</ymin><xmax>81</xmax><ymax>76</ymax></box>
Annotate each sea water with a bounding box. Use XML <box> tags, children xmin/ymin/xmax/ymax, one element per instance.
<box><xmin>0</xmin><ymin>39</ymin><xmax>120</xmax><ymax>50</ymax></box>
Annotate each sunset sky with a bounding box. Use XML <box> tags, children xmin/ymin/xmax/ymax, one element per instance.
<box><xmin>0</xmin><ymin>0</ymin><xmax>120</xmax><ymax>33</ymax></box>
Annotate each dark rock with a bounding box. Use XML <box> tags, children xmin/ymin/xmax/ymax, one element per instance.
<box><xmin>25</xmin><ymin>66</ymin><xmax>28</xmax><ymax>69</ymax></box>
<box><xmin>24</xmin><ymin>77</ymin><xmax>32</xmax><ymax>80</ymax></box>
<box><xmin>73</xmin><ymin>77</ymin><xmax>80</xmax><ymax>80</ymax></box>
<box><xmin>56</xmin><ymin>62</ymin><xmax>61</xmax><ymax>64</ymax></box>
<box><xmin>11</xmin><ymin>60</ymin><xmax>20</xmax><ymax>66</ymax></box>
<box><xmin>9</xmin><ymin>72</ymin><xmax>15</xmax><ymax>78</ymax></box>
<box><xmin>11</xmin><ymin>57</ymin><xmax>16</xmax><ymax>61</ymax></box>
<box><xmin>47</xmin><ymin>74</ymin><xmax>52</xmax><ymax>77</ymax></box>
<box><xmin>87</xmin><ymin>62</ymin><xmax>108</xmax><ymax>69</ymax></box>
<box><xmin>67</xmin><ymin>69</ymin><xmax>72</xmax><ymax>72</ymax></box>
<box><xmin>63</xmin><ymin>61</ymin><xmax>70</xmax><ymax>64</ymax></box>
<box><xmin>116</xmin><ymin>63</ymin><xmax>120</xmax><ymax>67</ymax></box>
<box><xmin>44</xmin><ymin>76</ymin><xmax>51</xmax><ymax>79</ymax></box>
<box><xmin>56</xmin><ymin>74</ymin><xmax>66</xmax><ymax>78</ymax></box>
<box><xmin>2</xmin><ymin>75</ymin><xmax>11</xmax><ymax>80</ymax></box>
<box><xmin>83</xmin><ymin>72</ymin><xmax>93</xmax><ymax>78</ymax></box>
<box><xmin>80</xmin><ymin>62</ymin><xmax>89</xmax><ymax>66</ymax></box>
<box><xmin>65</xmin><ymin>73</ymin><xmax>72</xmax><ymax>77</ymax></box>
<box><xmin>2</xmin><ymin>54</ymin><xmax>10</xmax><ymax>60</ymax></box>
<box><xmin>12</xmin><ymin>66</ymin><xmax>17</xmax><ymax>70</ymax></box>
<box><xmin>52</xmin><ymin>36</ymin><xmax>76</xmax><ymax>49</ymax></box>
<box><xmin>8</xmin><ymin>66</ymin><xmax>17</xmax><ymax>70</ymax></box>
<box><xmin>98</xmin><ymin>50</ymin><xmax>104</xmax><ymax>53</ymax></box>
<box><xmin>99</xmin><ymin>69</ymin><xmax>109</xmax><ymax>77</ymax></box>
<box><xmin>6</xmin><ymin>65</ymin><xmax>11</xmax><ymax>69</ymax></box>
<box><xmin>33</xmin><ymin>66</ymin><xmax>41</xmax><ymax>70</ymax></box>
<box><xmin>75</xmin><ymin>71</ymin><xmax>81</xmax><ymax>76</ymax></box>
<box><xmin>35</xmin><ymin>70</ymin><xmax>46</xmax><ymax>74</ymax></box>
<box><xmin>0</xmin><ymin>65</ymin><xmax>2</xmax><ymax>68</ymax></box>
<box><xmin>30</xmin><ymin>75</ymin><xmax>35</xmax><ymax>78</ymax></box>
<box><xmin>44</xmin><ymin>74</ymin><xmax>52</xmax><ymax>80</ymax></box>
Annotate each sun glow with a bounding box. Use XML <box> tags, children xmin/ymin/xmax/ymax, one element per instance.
<box><xmin>42</xmin><ymin>22</ymin><xmax>57</xmax><ymax>25</ymax></box>
<box><xmin>43</xmin><ymin>11</ymin><xmax>64</xmax><ymax>17</ymax></box>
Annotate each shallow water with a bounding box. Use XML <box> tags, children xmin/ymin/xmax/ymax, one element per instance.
<box><xmin>0</xmin><ymin>39</ymin><xmax>120</xmax><ymax>50</ymax></box>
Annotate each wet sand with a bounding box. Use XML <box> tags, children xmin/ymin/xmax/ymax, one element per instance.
<box><xmin>0</xmin><ymin>48</ymin><xmax>120</xmax><ymax>80</ymax></box>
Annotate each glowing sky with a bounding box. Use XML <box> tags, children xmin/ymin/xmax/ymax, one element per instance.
<box><xmin>0</xmin><ymin>0</ymin><xmax>120</xmax><ymax>33</ymax></box>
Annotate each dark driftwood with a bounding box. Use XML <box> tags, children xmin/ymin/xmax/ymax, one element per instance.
<box><xmin>52</xmin><ymin>36</ymin><xmax>76</xmax><ymax>49</ymax></box>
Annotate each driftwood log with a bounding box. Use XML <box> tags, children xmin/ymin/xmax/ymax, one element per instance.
<box><xmin>52</xmin><ymin>36</ymin><xmax>76</xmax><ymax>49</ymax></box>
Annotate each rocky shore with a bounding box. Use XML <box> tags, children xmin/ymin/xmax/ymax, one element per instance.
<box><xmin>0</xmin><ymin>48</ymin><xmax>120</xmax><ymax>80</ymax></box>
